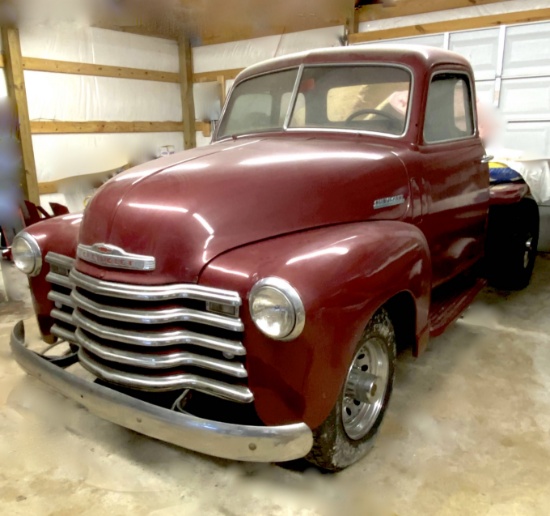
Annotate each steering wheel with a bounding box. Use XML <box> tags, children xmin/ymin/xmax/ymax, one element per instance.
<box><xmin>345</xmin><ymin>108</ymin><xmax>401</xmax><ymax>124</ymax></box>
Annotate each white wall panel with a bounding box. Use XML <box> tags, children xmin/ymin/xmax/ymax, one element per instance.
<box><xmin>25</xmin><ymin>72</ymin><xmax>182</xmax><ymax>122</ymax></box>
<box><xmin>475</xmin><ymin>81</ymin><xmax>496</xmax><ymax>105</ymax></box>
<box><xmin>501</xmin><ymin>122</ymin><xmax>550</xmax><ymax>158</ymax></box>
<box><xmin>449</xmin><ymin>28</ymin><xmax>499</xmax><ymax>81</ymax></box>
<box><xmin>19</xmin><ymin>25</ymin><xmax>179</xmax><ymax>72</ymax></box>
<box><xmin>500</xmin><ymin>78</ymin><xmax>550</xmax><ymax>120</ymax></box>
<box><xmin>372</xmin><ymin>34</ymin><xmax>445</xmax><ymax>48</ymax></box>
<box><xmin>357</xmin><ymin>0</ymin><xmax>550</xmax><ymax>33</ymax></box>
<box><xmin>503</xmin><ymin>22</ymin><xmax>550</xmax><ymax>78</ymax></box>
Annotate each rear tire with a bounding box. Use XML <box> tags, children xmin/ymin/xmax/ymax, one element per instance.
<box><xmin>486</xmin><ymin>198</ymin><xmax>539</xmax><ymax>290</ymax></box>
<box><xmin>305</xmin><ymin>309</ymin><xmax>396</xmax><ymax>472</ymax></box>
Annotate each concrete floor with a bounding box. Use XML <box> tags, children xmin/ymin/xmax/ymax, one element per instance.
<box><xmin>1</xmin><ymin>256</ymin><xmax>550</xmax><ymax>516</ymax></box>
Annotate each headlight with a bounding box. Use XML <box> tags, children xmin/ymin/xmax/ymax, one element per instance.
<box><xmin>12</xmin><ymin>232</ymin><xmax>42</xmax><ymax>276</ymax></box>
<box><xmin>249</xmin><ymin>277</ymin><xmax>305</xmax><ymax>341</ymax></box>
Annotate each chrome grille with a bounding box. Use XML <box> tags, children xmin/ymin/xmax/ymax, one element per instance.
<box><xmin>44</xmin><ymin>252</ymin><xmax>253</xmax><ymax>404</ymax></box>
<box><xmin>46</xmin><ymin>253</ymin><xmax>77</xmax><ymax>345</ymax></box>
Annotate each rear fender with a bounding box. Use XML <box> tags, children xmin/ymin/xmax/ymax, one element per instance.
<box><xmin>200</xmin><ymin>221</ymin><xmax>431</xmax><ymax>429</ymax></box>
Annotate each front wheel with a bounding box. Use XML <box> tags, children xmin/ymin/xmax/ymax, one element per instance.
<box><xmin>306</xmin><ymin>309</ymin><xmax>396</xmax><ymax>472</ymax></box>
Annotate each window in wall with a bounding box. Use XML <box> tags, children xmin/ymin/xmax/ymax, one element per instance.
<box><xmin>424</xmin><ymin>73</ymin><xmax>474</xmax><ymax>143</ymax></box>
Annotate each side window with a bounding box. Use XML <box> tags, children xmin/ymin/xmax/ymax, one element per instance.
<box><xmin>424</xmin><ymin>74</ymin><xmax>474</xmax><ymax>143</ymax></box>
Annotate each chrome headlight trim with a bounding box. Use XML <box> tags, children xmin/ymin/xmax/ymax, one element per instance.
<box><xmin>12</xmin><ymin>231</ymin><xmax>42</xmax><ymax>277</ymax></box>
<box><xmin>249</xmin><ymin>277</ymin><xmax>306</xmax><ymax>341</ymax></box>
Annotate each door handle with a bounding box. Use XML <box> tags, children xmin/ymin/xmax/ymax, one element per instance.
<box><xmin>480</xmin><ymin>154</ymin><xmax>494</xmax><ymax>163</ymax></box>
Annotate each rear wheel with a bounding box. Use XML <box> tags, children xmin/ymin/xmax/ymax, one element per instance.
<box><xmin>486</xmin><ymin>198</ymin><xmax>539</xmax><ymax>290</ymax></box>
<box><xmin>306</xmin><ymin>309</ymin><xmax>396</xmax><ymax>472</ymax></box>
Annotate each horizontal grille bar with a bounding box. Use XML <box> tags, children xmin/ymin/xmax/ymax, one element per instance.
<box><xmin>71</xmin><ymin>290</ymin><xmax>244</xmax><ymax>332</ymax></box>
<box><xmin>51</xmin><ymin>308</ymin><xmax>74</xmax><ymax>326</ymax></box>
<box><xmin>75</xmin><ymin>328</ymin><xmax>247</xmax><ymax>377</ymax></box>
<box><xmin>78</xmin><ymin>349</ymin><xmax>254</xmax><ymax>403</ymax></box>
<box><xmin>73</xmin><ymin>308</ymin><xmax>245</xmax><ymax>355</ymax></box>
<box><xmin>70</xmin><ymin>269</ymin><xmax>241</xmax><ymax>306</ymax></box>
<box><xmin>45</xmin><ymin>252</ymin><xmax>75</xmax><ymax>270</ymax></box>
<box><xmin>48</xmin><ymin>290</ymin><xmax>74</xmax><ymax>308</ymax></box>
<box><xmin>46</xmin><ymin>271</ymin><xmax>72</xmax><ymax>289</ymax></box>
<box><xmin>51</xmin><ymin>324</ymin><xmax>77</xmax><ymax>343</ymax></box>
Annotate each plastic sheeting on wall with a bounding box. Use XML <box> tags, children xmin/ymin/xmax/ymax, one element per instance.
<box><xmin>193</xmin><ymin>25</ymin><xmax>342</xmax><ymax>74</ymax></box>
<box><xmin>12</xmin><ymin>24</ymin><xmax>185</xmax><ymax>202</ymax></box>
<box><xmin>25</xmin><ymin>72</ymin><xmax>182</xmax><ymax>122</ymax></box>
<box><xmin>33</xmin><ymin>132</ymin><xmax>184</xmax><ymax>183</ymax></box>
<box><xmin>19</xmin><ymin>25</ymin><xmax>179</xmax><ymax>72</ymax></box>
<box><xmin>0</xmin><ymin>72</ymin><xmax>7</xmax><ymax>99</ymax></box>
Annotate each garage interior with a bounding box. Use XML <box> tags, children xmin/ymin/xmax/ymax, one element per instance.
<box><xmin>2</xmin><ymin>0</ymin><xmax>550</xmax><ymax>514</ymax></box>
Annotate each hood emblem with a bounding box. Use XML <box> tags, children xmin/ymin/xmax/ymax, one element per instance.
<box><xmin>77</xmin><ymin>243</ymin><xmax>156</xmax><ymax>271</ymax></box>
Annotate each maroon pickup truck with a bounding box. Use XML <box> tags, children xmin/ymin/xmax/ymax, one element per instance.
<box><xmin>10</xmin><ymin>46</ymin><xmax>539</xmax><ymax>471</ymax></box>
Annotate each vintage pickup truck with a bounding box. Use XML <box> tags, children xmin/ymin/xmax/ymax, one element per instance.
<box><xmin>10</xmin><ymin>46</ymin><xmax>539</xmax><ymax>471</ymax></box>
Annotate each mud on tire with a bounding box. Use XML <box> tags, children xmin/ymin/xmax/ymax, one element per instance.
<box><xmin>305</xmin><ymin>309</ymin><xmax>396</xmax><ymax>472</ymax></box>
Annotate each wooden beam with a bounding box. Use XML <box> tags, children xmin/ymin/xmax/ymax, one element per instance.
<box><xmin>197</xmin><ymin>121</ymin><xmax>211</xmax><ymax>138</ymax></box>
<box><xmin>179</xmin><ymin>38</ymin><xmax>196</xmax><ymax>149</ymax></box>
<box><xmin>194</xmin><ymin>68</ymin><xmax>242</xmax><ymax>83</ymax></box>
<box><xmin>30</xmin><ymin>121</ymin><xmax>185</xmax><ymax>134</ymax></box>
<box><xmin>21</xmin><ymin>57</ymin><xmax>179</xmax><ymax>83</ymax></box>
<box><xmin>217</xmin><ymin>75</ymin><xmax>227</xmax><ymax>105</ymax></box>
<box><xmin>346</xmin><ymin>0</ymin><xmax>359</xmax><ymax>38</ymax></box>
<box><xmin>357</xmin><ymin>0</ymin><xmax>512</xmax><ymax>22</ymax></box>
<box><xmin>1</xmin><ymin>28</ymin><xmax>40</xmax><ymax>205</ymax></box>
<box><xmin>350</xmin><ymin>7</ymin><xmax>550</xmax><ymax>44</ymax></box>
<box><xmin>30</xmin><ymin>120</ymin><xmax>212</xmax><ymax>137</ymax></box>
<box><xmin>3</xmin><ymin>52</ymin><xmax>240</xmax><ymax>86</ymax></box>
<box><xmin>38</xmin><ymin>182</ymin><xmax>58</xmax><ymax>195</ymax></box>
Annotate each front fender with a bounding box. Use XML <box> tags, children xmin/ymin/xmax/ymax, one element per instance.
<box><xmin>199</xmin><ymin>221</ymin><xmax>431</xmax><ymax>429</ymax></box>
<box><xmin>23</xmin><ymin>214</ymin><xmax>83</xmax><ymax>338</ymax></box>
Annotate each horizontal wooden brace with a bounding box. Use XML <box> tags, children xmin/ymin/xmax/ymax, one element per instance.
<box><xmin>357</xmin><ymin>0</ymin><xmax>509</xmax><ymax>23</ymax></box>
<box><xmin>0</xmin><ymin>53</ymin><xmax>244</xmax><ymax>87</ymax></box>
<box><xmin>0</xmin><ymin>54</ymin><xmax>178</xmax><ymax>82</ymax></box>
<box><xmin>350</xmin><ymin>7</ymin><xmax>550</xmax><ymax>44</ymax></box>
<box><xmin>30</xmin><ymin>120</ymin><xmax>212</xmax><ymax>136</ymax></box>
<box><xmin>193</xmin><ymin>68</ymin><xmax>243</xmax><ymax>83</ymax></box>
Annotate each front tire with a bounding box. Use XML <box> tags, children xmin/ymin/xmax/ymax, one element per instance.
<box><xmin>306</xmin><ymin>309</ymin><xmax>396</xmax><ymax>472</ymax></box>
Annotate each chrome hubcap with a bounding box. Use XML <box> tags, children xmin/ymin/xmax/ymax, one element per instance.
<box><xmin>524</xmin><ymin>236</ymin><xmax>533</xmax><ymax>269</ymax></box>
<box><xmin>342</xmin><ymin>336</ymin><xmax>390</xmax><ymax>440</ymax></box>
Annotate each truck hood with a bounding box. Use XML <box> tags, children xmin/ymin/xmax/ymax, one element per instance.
<box><xmin>78</xmin><ymin>136</ymin><xmax>409</xmax><ymax>283</ymax></box>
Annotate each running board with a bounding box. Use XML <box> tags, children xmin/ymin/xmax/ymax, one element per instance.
<box><xmin>429</xmin><ymin>277</ymin><xmax>486</xmax><ymax>338</ymax></box>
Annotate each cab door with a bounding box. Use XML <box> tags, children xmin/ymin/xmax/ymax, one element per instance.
<box><xmin>416</xmin><ymin>71</ymin><xmax>490</xmax><ymax>287</ymax></box>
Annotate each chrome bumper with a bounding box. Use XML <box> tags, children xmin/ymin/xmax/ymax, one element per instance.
<box><xmin>10</xmin><ymin>321</ymin><xmax>313</xmax><ymax>462</ymax></box>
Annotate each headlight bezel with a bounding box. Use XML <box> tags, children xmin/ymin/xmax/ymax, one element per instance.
<box><xmin>12</xmin><ymin>232</ymin><xmax>42</xmax><ymax>277</ymax></box>
<box><xmin>249</xmin><ymin>277</ymin><xmax>306</xmax><ymax>341</ymax></box>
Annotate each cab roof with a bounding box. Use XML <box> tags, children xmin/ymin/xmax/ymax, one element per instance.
<box><xmin>237</xmin><ymin>45</ymin><xmax>472</xmax><ymax>83</ymax></box>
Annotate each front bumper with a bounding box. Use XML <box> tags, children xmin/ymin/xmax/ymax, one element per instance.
<box><xmin>10</xmin><ymin>321</ymin><xmax>313</xmax><ymax>462</ymax></box>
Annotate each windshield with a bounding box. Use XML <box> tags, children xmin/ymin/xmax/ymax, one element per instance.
<box><xmin>217</xmin><ymin>69</ymin><xmax>298</xmax><ymax>138</ymax></box>
<box><xmin>217</xmin><ymin>65</ymin><xmax>411</xmax><ymax>139</ymax></box>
